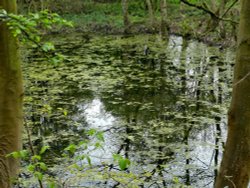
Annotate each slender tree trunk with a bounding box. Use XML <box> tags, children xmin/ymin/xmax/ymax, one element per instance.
<box><xmin>215</xmin><ymin>0</ymin><xmax>250</xmax><ymax>187</ymax></box>
<box><xmin>218</xmin><ymin>0</ymin><xmax>227</xmax><ymax>38</ymax></box>
<box><xmin>121</xmin><ymin>0</ymin><xmax>130</xmax><ymax>34</ymax></box>
<box><xmin>0</xmin><ymin>0</ymin><xmax>23</xmax><ymax>187</ymax></box>
<box><xmin>146</xmin><ymin>0</ymin><xmax>155</xmax><ymax>29</ymax></box>
<box><xmin>160</xmin><ymin>0</ymin><xmax>168</xmax><ymax>40</ymax></box>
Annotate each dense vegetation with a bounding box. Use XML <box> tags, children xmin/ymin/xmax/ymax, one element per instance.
<box><xmin>17</xmin><ymin>0</ymin><xmax>239</xmax><ymax>45</ymax></box>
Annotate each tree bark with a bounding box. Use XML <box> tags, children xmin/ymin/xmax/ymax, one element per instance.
<box><xmin>215</xmin><ymin>0</ymin><xmax>250</xmax><ymax>187</ymax></box>
<box><xmin>0</xmin><ymin>0</ymin><xmax>23</xmax><ymax>187</ymax></box>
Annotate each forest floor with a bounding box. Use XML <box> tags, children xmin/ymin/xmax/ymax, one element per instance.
<box><xmin>48</xmin><ymin>2</ymin><xmax>237</xmax><ymax>48</ymax></box>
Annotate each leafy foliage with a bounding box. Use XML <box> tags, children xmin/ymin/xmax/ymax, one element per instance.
<box><xmin>0</xmin><ymin>9</ymin><xmax>72</xmax><ymax>64</ymax></box>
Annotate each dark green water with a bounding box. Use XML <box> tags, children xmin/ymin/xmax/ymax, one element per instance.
<box><xmin>22</xmin><ymin>33</ymin><xmax>234</xmax><ymax>187</ymax></box>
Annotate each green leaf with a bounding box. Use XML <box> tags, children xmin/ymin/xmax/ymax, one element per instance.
<box><xmin>39</xmin><ymin>145</ymin><xmax>50</xmax><ymax>155</ymax></box>
<box><xmin>127</xmin><ymin>135</ymin><xmax>135</xmax><ymax>141</ymax></box>
<box><xmin>86</xmin><ymin>156</ymin><xmax>92</xmax><ymax>166</ymax></box>
<box><xmin>34</xmin><ymin>171</ymin><xmax>43</xmax><ymax>181</ymax></box>
<box><xmin>63</xmin><ymin>109</ymin><xmax>68</xmax><ymax>116</ymax></box>
<box><xmin>6</xmin><ymin>151</ymin><xmax>19</xmax><ymax>159</ymax></box>
<box><xmin>113</xmin><ymin>154</ymin><xmax>122</xmax><ymax>161</ymax></box>
<box><xmin>48</xmin><ymin>181</ymin><xmax>56</xmax><ymax>188</ymax></box>
<box><xmin>113</xmin><ymin>154</ymin><xmax>130</xmax><ymax>170</ymax></box>
<box><xmin>96</xmin><ymin>132</ymin><xmax>104</xmax><ymax>142</ymax></box>
<box><xmin>173</xmin><ymin>177</ymin><xmax>179</xmax><ymax>183</ymax></box>
<box><xmin>75</xmin><ymin>154</ymin><xmax>85</xmax><ymax>161</ymax></box>
<box><xmin>27</xmin><ymin>164</ymin><xmax>35</xmax><ymax>172</ymax></box>
<box><xmin>87</xmin><ymin>129</ymin><xmax>97</xmax><ymax>136</ymax></box>
<box><xmin>33</xmin><ymin>13</ymin><xmax>40</xmax><ymax>19</ymax></box>
<box><xmin>42</xmin><ymin>42</ymin><xmax>55</xmax><ymax>52</ymax></box>
<box><xmin>38</xmin><ymin>162</ymin><xmax>47</xmax><ymax>171</ymax></box>
<box><xmin>13</xmin><ymin>28</ymin><xmax>21</xmax><ymax>37</ymax></box>
<box><xmin>118</xmin><ymin>158</ymin><xmax>130</xmax><ymax>171</ymax></box>
<box><xmin>19</xmin><ymin>150</ymin><xmax>29</xmax><ymax>159</ymax></box>
<box><xmin>32</xmin><ymin>155</ymin><xmax>41</xmax><ymax>161</ymax></box>
<box><xmin>6</xmin><ymin>150</ymin><xmax>29</xmax><ymax>159</ymax></box>
<box><xmin>64</xmin><ymin>144</ymin><xmax>77</xmax><ymax>154</ymax></box>
<box><xmin>94</xmin><ymin>142</ymin><xmax>102</xmax><ymax>149</ymax></box>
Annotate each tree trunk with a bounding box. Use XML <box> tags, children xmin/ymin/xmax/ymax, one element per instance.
<box><xmin>215</xmin><ymin>0</ymin><xmax>250</xmax><ymax>187</ymax></box>
<box><xmin>0</xmin><ymin>0</ymin><xmax>23</xmax><ymax>187</ymax></box>
<box><xmin>121</xmin><ymin>0</ymin><xmax>130</xmax><ymax>34</ymax></box>
<box><xmin>218</xmin><ymin>0</ymin><xmax>227</xmax><ymax>38</ymax></box>
<box><xmin>146</xmin><ymin>0</ymin><xmax>155</xmax><ymax>29</ymax></box>
<box><xmin>160</xmin><ymin>0</ymin><xmax>168</xmax><ymax>40</ymax></box>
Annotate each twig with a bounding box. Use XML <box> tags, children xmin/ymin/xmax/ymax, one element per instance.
<box><xmin>24</xmin><ymin>121</ymin><xmax>44</xmax><ymax>188</ymax></box>
<box><xmin>225</xmin><ymin>176</ymin><xmax>237</xmax><ymax>188</ymax></box>
<box><xmin>221</xmin><ymin>0</ymin><xmax>238</xmax><ymax>18</ymax></box>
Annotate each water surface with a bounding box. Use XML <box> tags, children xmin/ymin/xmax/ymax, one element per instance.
<box><xmin>23</xmin><ymin>33</ymin><xmax>234</xmax><ymax>187</ymax></box>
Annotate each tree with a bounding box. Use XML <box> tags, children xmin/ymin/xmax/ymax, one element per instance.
<box><xmin>146</xmin><ymin>0</ymin><xmax>155</xmax><ymax>28</ymax></box>
<box><xmin>0</xmin><ymin>0</ymin><xmax>23</xmax><ymax>187</ymax></box>
<box><xmin>160</xmin><ymin>0</ymin><xmax>168</xmax><ymax>40</ymax></box>
<box><xmin>215</xmin><ymin>0</ymin><xmax>250</xmax><ymax>187</ymax></box>
<box><xmin>121</xmin><ymin>0</ymin><xmax>130</xmax><ymax>34</ymax></box>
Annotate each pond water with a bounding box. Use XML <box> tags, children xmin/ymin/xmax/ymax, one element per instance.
<box><xmin>22</xmin><ymin>33</ymin><xmax>234</xmax><ymax>187</ymax></box>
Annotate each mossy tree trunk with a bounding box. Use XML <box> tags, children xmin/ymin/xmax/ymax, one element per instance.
<box><xmin>0</xmin><ymin>0</ymin><xmax>23</xmax><ymax>187</ymax></box>
<box><xmin>215</xmin><ymin>0</ymin><xmax>250</xmax><ymax>187</ymax></box>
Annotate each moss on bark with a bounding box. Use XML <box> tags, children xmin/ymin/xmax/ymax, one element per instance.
<box><xmin>0</xmin><ymin>0</ymin><xmax>23</xmax><ymax>187</ymax></box>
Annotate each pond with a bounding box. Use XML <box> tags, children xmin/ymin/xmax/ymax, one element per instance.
<box><xmin>22</xmin><ymin>33</ymin><xmax>234</xmax><ymax>187</ymax></box>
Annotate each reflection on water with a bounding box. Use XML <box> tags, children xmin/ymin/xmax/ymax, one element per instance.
<box><xmin>83</xmin><ymin>98</ymin><xmax>116</xmax><ymax>130</ymax></box>
<box><xmin>81</xmin><ymin>98</ymin><xmax>226</xmax><ymax>187</ymax></box>
<box><xmin>23</xmin><ymin>33</ymin><xmax>234</xmax><ymax>187</ymax></box>
<box><xmin>81</xmin><ymin>98</ymin><xmax>118</xmax><ymax>163</ymax></box>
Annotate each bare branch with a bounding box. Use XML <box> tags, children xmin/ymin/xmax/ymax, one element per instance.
<box><xmin>180</xmin><ymin>0</ymin><xmax>238</xmax><ymax>24</ymax></box>
<box><xmin>221</xmin><ymin>0</ymin><xmax>239</xmax><ymax>18</ymax></box>
<box><xmin>180</xmin><ymin>0</ymin><xmax>217</xmax><ymax>18</ymax></box>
